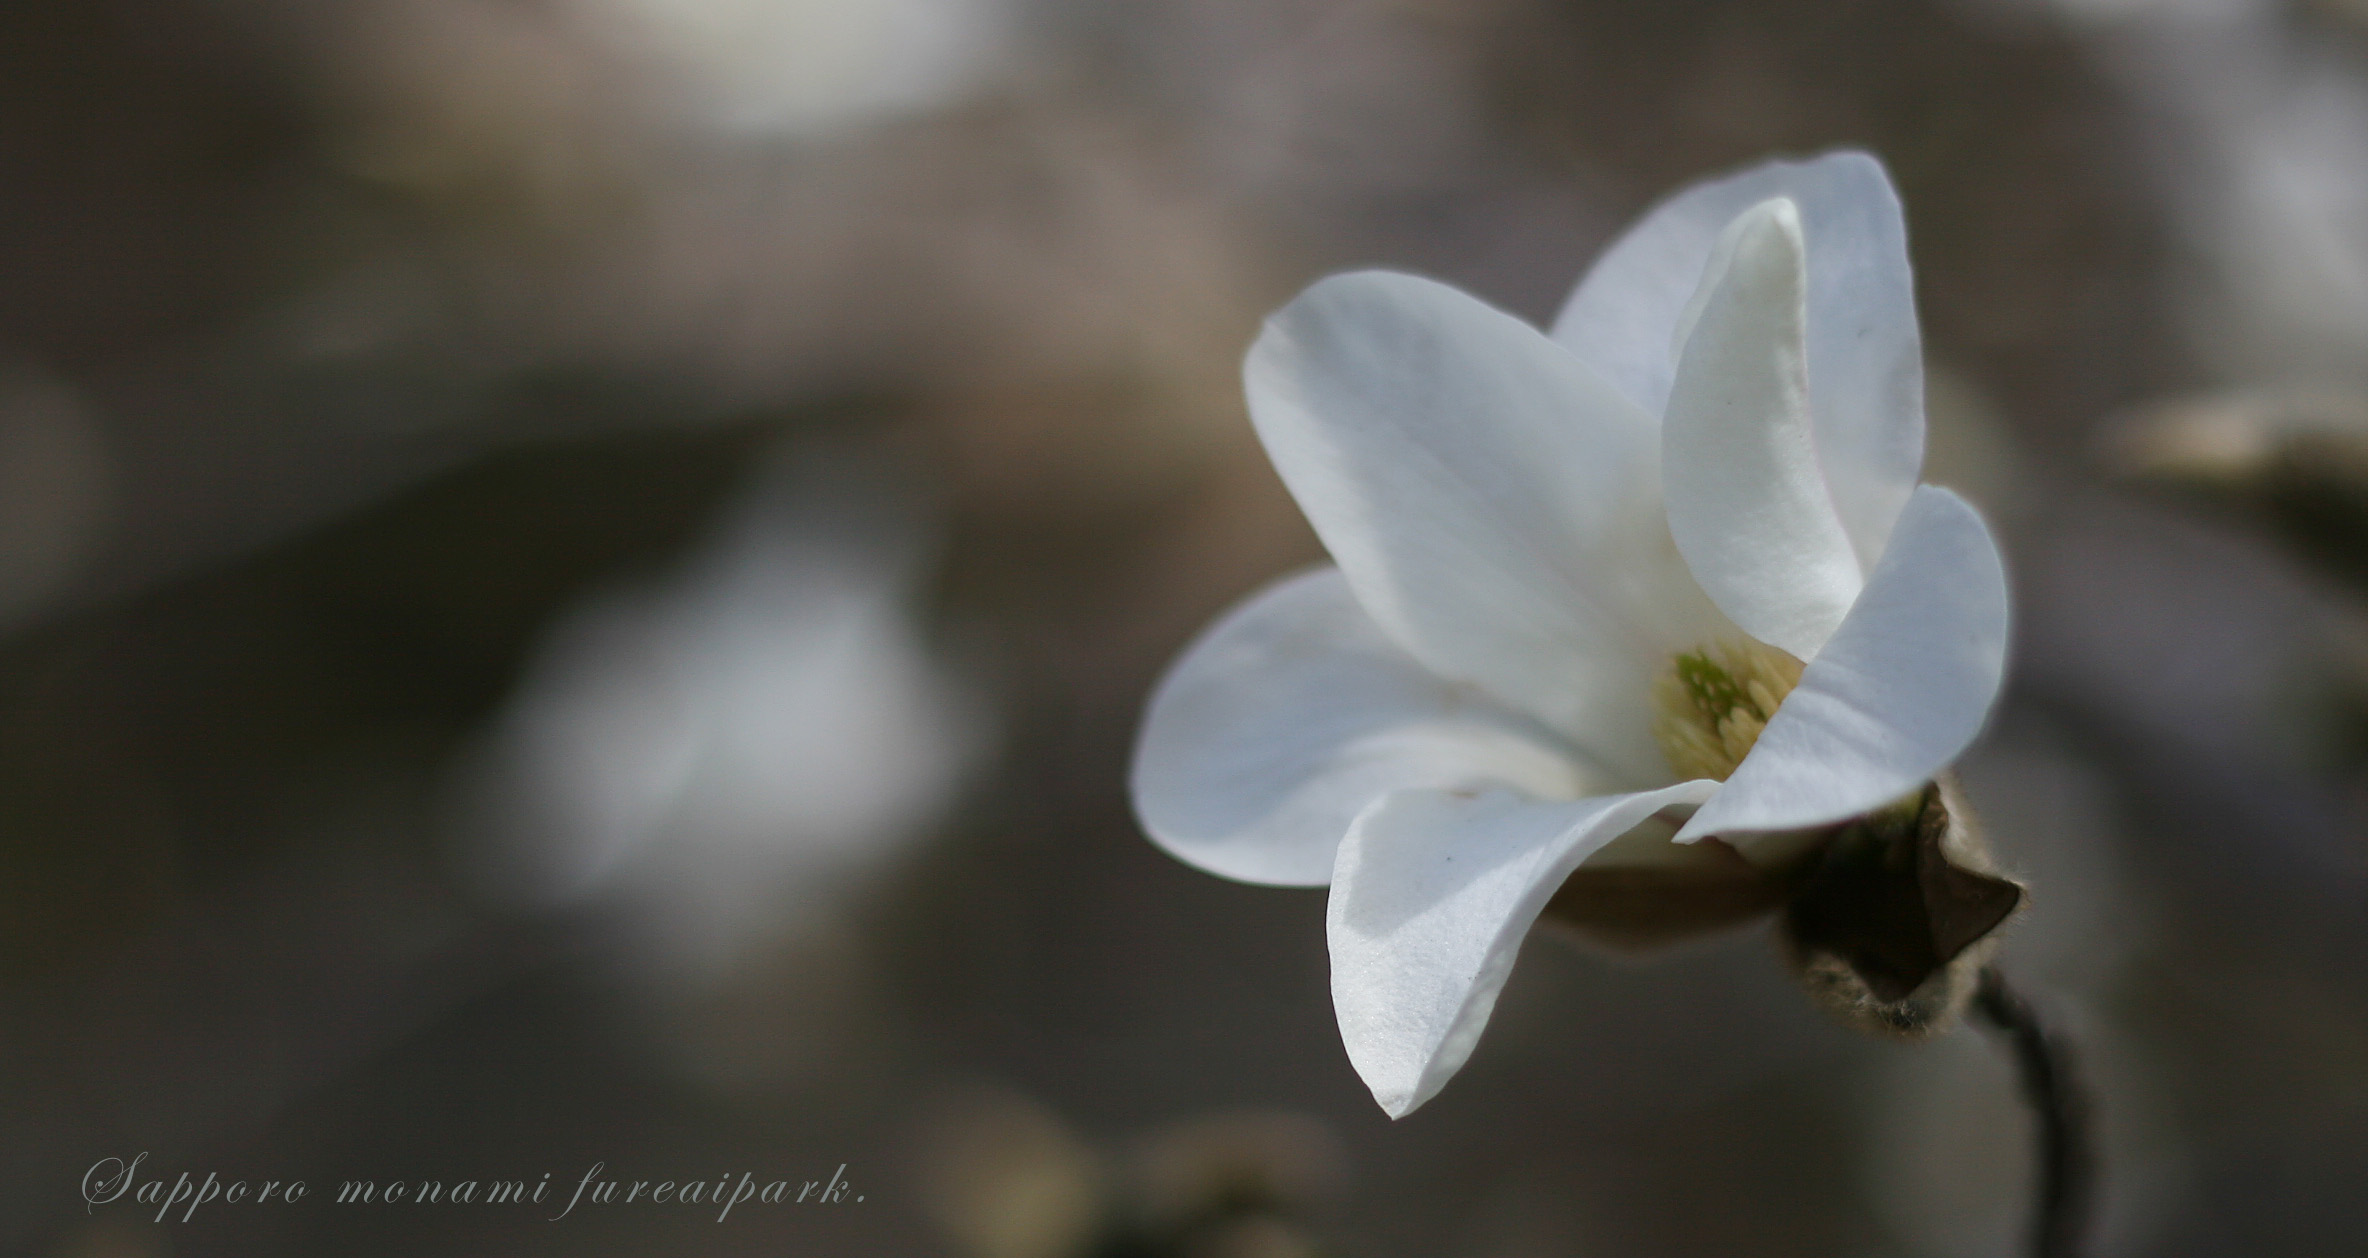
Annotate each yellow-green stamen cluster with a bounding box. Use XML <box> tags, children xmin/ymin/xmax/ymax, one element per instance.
<box><xmin>1652</xmin><ymin>638</ymin><xmax>1805</xmax><ymax>781</ymax></box>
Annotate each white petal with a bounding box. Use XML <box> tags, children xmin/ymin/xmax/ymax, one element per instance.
<box><xmin>1676</xmin><ymin>486</ymin><xmax>2009</xmax><ymax>845</ymax></box>
<box><xmin>1132</xmin><ymin>568</ymin><xmax>1595</xmax><ymax>888</ymax></box>
<box><xmin>1662</xmin><ymin>198</ymin><xmax>1865</xmax><ymax>660</ymax></box>
<box><xmin>1328</xmin><ymin>779</ymin><xmax>1718</xmax><ymax>1117</ymax></box>
<box><xmin>1247</xmin><ymin>271</ymin><xmax>1722</xmax><ymax>783</ymax></box>
<box><xmin>1552</xmin><ymin>151</ymin><xmax>1923</xmax><ymax>564</ymax></box>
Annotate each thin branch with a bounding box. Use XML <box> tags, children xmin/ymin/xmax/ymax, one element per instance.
<box><xmin>1971</xmin><ymin>966</ymin><xmax>2096</xmax><ymax>1258</ymax></box>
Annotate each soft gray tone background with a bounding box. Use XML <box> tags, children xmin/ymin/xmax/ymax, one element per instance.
<box><xmin>6</xmin><ymin>0</ymin><xmax>2368</xmax><ymax>1254</ymax></box>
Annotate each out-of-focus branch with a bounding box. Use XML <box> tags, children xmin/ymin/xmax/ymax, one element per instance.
<box><xmin>1972</xmin><ymin>967</ymin><xmax>2095</xmax><ymax>1258</ymax></box>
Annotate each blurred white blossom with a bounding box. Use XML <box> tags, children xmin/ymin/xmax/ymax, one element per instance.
<box><xmin>2025</xmin><ymin>0</ymin><xmax>2368</xmax><ymax>387</ymax></box>
<box><xmin>463</xmin><ymin>446</ymin><xmax>988</xmax><ymax>979</ymax></box>
<box><xmin>574</xmin><ymin>0</ymin><xmax>1016</xmax><ymax>135</ymax></box>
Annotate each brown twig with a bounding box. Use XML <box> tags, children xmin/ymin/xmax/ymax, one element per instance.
<box><xmin>1971</xmin><ymin>966</ymin><xmax>2096</xmax><ymax>1258</ymax></box>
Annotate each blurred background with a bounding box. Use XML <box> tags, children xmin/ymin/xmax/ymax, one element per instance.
<box><xmin>7</xmin><ymin>0</ymin><xmax>2368</xmax><ymax>1254</ymax></box>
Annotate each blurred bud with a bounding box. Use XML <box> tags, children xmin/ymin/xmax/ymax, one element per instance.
<box><xmin>2102</xmin><ymin>387</ymin><xmax>2368</xmax><ymax>487</ymax></box>
<box><xmin>1781</xmin><ymin>775</ymin><xmax>2024</xmax><ymax>1038</ymax></box>
<box><xmin>915</xmin><ymin>1092</ymin><xmax>1351</xmax><ymax>1258</ymax></box>
<box><xmin>1170</xmin><ymin>1216</ymin><xmax>1323</xmax><ymax>1258</ymax></box>
<box><xmin>2102</xmin><ymin>386</ymin><xmax>2368</xmax><ymax>588</ymax></box>
<box><xmin>48</xmin><ymin>1219</ymin><xmax>160</xmax><ymax>1258</ymax></box>
<box><xmin>0</xmin><ymin>360</ymin><xmax>110</xmax><ymax>629</ymax></box>
<box><xmin>916</xmin><ymin>1090</ymin><xmax>1108</xmax><ymax>1258</ymax></box>
<box><xmin>1124</xmin><ymin>1110</ymin><xmax>1347</xmax><ymax>1239</ymax></box>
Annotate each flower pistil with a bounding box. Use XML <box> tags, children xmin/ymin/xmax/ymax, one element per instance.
<box><xmin>1650</xmin><ymin>638</ymin><xmax>1804</xmax><ymax>781</ymax></box>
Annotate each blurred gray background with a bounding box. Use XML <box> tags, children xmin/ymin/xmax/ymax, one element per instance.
<box><xmin>7</xmin><ymin>0</ymin><xmax>2368</xmax><ymax>1254</ymax></box>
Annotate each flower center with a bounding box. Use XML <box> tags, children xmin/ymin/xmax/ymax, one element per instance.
<box><xmin>1651</xmin><ymin>638</ymin><xmax>1805</xmax><ymax>781</ymax></box>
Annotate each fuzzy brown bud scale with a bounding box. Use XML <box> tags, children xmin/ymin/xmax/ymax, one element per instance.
<box><xmin>1780</xmin><ymin>774</ymin><xmax>2022</xmax><ymax>1036</ymax></box>
<box><xmin>1540</xmin><ymin>773</ymin><xmax>2024</xmax><ymax>1038</ymax></box>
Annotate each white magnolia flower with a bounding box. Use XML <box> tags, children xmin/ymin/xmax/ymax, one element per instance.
<box><xmin>1130</xmin><ymin>152</ymin><xmax>2010</xmax><ymax>1118</ymax></box>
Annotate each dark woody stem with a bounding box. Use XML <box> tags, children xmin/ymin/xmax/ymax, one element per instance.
<box><xmin>1970</xmin><ymin>966</ymin><xmax>2095</xmax><ymax>1258</ymax></box>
